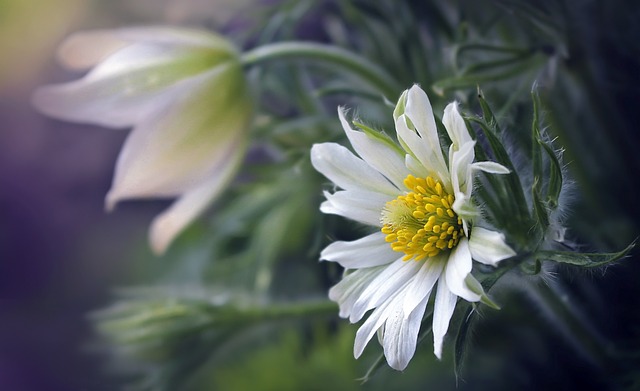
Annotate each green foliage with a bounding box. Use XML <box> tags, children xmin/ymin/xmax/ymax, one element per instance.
<box><xmin>84</xmin><ymin>0</ymin><xmax>640</xmax><ymax>389</ymax></box>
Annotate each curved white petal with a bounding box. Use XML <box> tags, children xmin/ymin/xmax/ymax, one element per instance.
<box><xmin>404</xmin><ymin>85</ymin><xmax>448</xmax><ymax>171</ymax></box>
<box><xmin>320</xmin><ymin>232</ymin><xmax>397</xmax><ymax>269</ymax></box>
<box><xmin>383</xmin><ymin>292</ymin><xmax>430</xmax><ymax>370</ymax></box>
<box><xmin>56</xmin><ymin>30</ymin><xmax>129</xmax><ymax>70</ymax></box>
<box><xmin>106</xmin><ymin>63</ymin><xmax>251</xmax><ymax>206</ymax></box>
<box><xmin>402</xmin><ymin>256</ymin><xmax>445</xmax><ymax>316</ymax></box>
<box><xmin>320</xmin><ymin>190</ymin><xmax>388</xmax><ymax>227</ymax></box>
<box><xmin>354</xmin><ymin>290</ymin><xmax>402</xmax><ymax>358</ymax></box>
<box><xmin>432</xmin><ymin>278</ymin><xmax>457</xmax><ymax>359</ymax></box>
<box><xmin>405</xmin><ymin>154</ymin><xmax>429</xmax><ymax>178</ymax></box>
<box><xmin>471</xmin><ymin>161</ymin><xmax>510</xmax><ymax>174</ymax></box>
<box><xmin>33</xmin><ymin>43</ymin><xmax>223</xmax><ymax>128</ymax></box>
<box><xmin>449</xmin><ymin>140</ymin><xmax>476</xmax><ymax>200</ymax></box>
<box><xmin>310</xmin><ymin>143</ymin><xmax>398</xmax><ymax>196</ymax></box>
<box><xmin>443</xmin><ymin>101</ymin><xmax>472</xmax><ymax>149</ymax></box>
<box><xmin>469</xmin><ymin>227</ymin><xmax>516</xmax><ymax>266</ymax></box>
<box><xmin>149</xmin><ymin>140</ymin><xmax>245</xmax><ymax>254</ymax></box>
<box><xmin>338</xmin><ymin>108</ymin><xmax>409</xmax><ymax>189</ymax></box>
<box><xmin>108</xmin><ymin>26</ymin><xmax>236</xmax><ymax>50</ymax></box>
<box><xmin>350</xmin><ymin>259</ymin><xmax>421</xmax><ymax>323</ymax></box>
<box><xmin>395</xmin><ymin>115</ymin><xmax>449</xmax><ymax>183</ymax></box>
<box><xmin>329</xmin><ymin>267</ymin><xmax>383</xmax><ymax>318</ymax></box>
<box><xmin>444</xmin><ymin>238</ymin><xmax>481</xmax><ymax>302</ymax></box>
<box><xmin>56</xmin><ymin>27</ymin><xmax>235</xmax><ymax>71</ymax></box>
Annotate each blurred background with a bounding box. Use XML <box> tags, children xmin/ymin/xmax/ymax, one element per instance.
<box><xmin>1</xmin><ymin>0</ymin><xmax>640</xmax><ymax>390</ymax></box>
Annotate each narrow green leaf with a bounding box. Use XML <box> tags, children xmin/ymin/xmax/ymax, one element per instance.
<box><xmin>454</xmin><ymin>305</ymin><xmax>474</xmax><ymax>380</ymax></box>
<box><xmin>432</xmin><ymin>54</ymin><xmax>545</xmax><ymax>94</ymax></box>
<box><xmin>535</xmin><ymin>242</ymin><xmax>636</xmax><ymax>268</ymax></box>
<box><xmin>468</xmin><ymin>117</ymin><xmax>531</xmax><ymax>228</ymax></box>
<box><xmin>532</xmin><ymin>178</ymin><xmax>550</xmax><ymax>232</ymax></box>
<box><xmin>531</xmin><ymin>89</ymin><xmax>543</xmax><ymax>187</ymax></box>
<box><xmin>540</xmin><ymin>140</ymin><xmax>563</xmax><ymax>209</ymax></box>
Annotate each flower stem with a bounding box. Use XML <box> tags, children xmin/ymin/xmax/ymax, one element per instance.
<box><xmin>241</xmin><ymin>42</ymin><xmax>401</xmax><ymax>99</ymax></box>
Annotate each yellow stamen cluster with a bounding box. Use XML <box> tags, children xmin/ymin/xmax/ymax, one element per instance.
<box><xmin>381</xmin><ymin>175</ymin><xmax>464</xmax><ymax>261</ymax></box>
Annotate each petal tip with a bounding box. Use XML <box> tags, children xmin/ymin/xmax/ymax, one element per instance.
<box><xmin>104</xmin><ymin>190</ymin><xmax>119</xmax><ymax>213</ymax></box>
<box><xmin>149</xmin><ymin>214</ymin><xmax>174</xmax><ymax>255</ymax></box>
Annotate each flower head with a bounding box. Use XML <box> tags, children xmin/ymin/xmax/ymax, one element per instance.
<box><xmin>311</xmin><ymin>85</ymin><xmax>515</xmax><ymax>370</ymax></box>
<box><xmin>33</xmin><ymin>27</ymin><xmax>253</xmax><ymax>254</ymax></box>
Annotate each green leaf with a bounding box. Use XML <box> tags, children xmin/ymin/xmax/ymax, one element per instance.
<box><xmin>432</xmin><ymin>53</ymin><xmax>545</xmax><ymax>95</ymax></box>
<box><xmin>531</xmin><ymin>88</ymin><xmax>564</xmax><ymax>209</ymax></box>
<box><xmin>453</xmin><ymin>305</ymin><xmax>474</xmax><ymax>380</ymax></box>
<box><xmin>539</xmin><ymin>140</ymin><xmax>563</xmax><ymax>208</ymax></box>
<box><xmin>535</xmin><ymin>242</ymin><xmax>636</xmax><ymax>268</ymax></box>
<box><xmin>468</xmin><ymin>117</ymin><xmax>531</xmax><ymax>229</ymax></box>
<box><xmin>532</xmin><ymin>178</ymin><xmax>550</xmax><ymax>233</ymax></box>
<box><xmin>531</xmin><ymin>88</ymin><xmax>543</xmax><ymax>186</ymax></box>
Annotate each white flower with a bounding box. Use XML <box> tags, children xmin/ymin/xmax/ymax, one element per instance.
<box><xmin>311</xmin><ymin>85</ymin><xmax>515</xmax><ymax>370</ymax></box>
<box><xmin>32</xmin><ymin>27</ymin><xmax>253</xmax><ymax>254</ymax></box>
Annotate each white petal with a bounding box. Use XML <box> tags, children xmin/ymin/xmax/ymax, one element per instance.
<box><xmin>402</xmin><ymin>257</ymin><xmax>445</xmax><ymax>316</ymax></box>
<box><xmin>471</xmin><ymin>161</ymin><xmax>510</xmax><ymax>174</ymax></box>
<box><xmin>354</xmin><ymin>290</ymin><xmax>401</xmax><ymax>358</ymax></box>
<box><xmin>350</xmin><ymin>259</ymin><xmax>421</xmax><ymax>323</ymax></box>
<box><xmin>33</xmin><ymin>42</ymin><xmax>224</xmax><ymax>128</ymax></box>
<box><xmin>149</xmin><ymin>143</ymin><xmax>244</xmax><ymax>254</ymax></box>
<box><xmin>56</xmin><ymin>30</ymin><xmax>129</xmax><ymax>70</ymax></box>
<box><xmin>404</xmin><ymin>85</ymin><xmax>447</xmax><ymax>172</ymax></box>
<box><xmin>338</xmin><ymin>108</ymin><xmax>409</xmax><ymax>189</ymax></box>
<box><xmin>444</xmin><ymin>238</ymin><xmax>481</xmax><ymax>302</ymax></box>
<box><xmin>329</xmin><ymin>267</ymin><xmax>383</xmax><ymax>318</ymax></box>
<box><xmin>443</xmin><ymin>101</ymin><xmax>472</xmax><ymax>149</ymax></box>
<box><xmin>468</xmin><ymin>227</ymin><xmax>516</xmax><ymax>266</ymax></box>
<box><xmin>432</xmin><ymin>278</ymin><xmax>457</xmax><ymax>359</ymax></box>
<box><xmin>310</xmin><ymin>143</ymin><xmax>398</xmax><ymax>196</ymax></box>
<box><xmin>449</xmin><ymin>140</ymin><xmax>475</xmax><ymax>199</ymax></box>
<box><xmin>108</xmin><ymin>26</ymin><xmax>235</xmax><ymax>50</ymax></box>
<box><xmin>106</xmin><ymin>63</ymin><xmax>251</xmax><ymax>206</ymax></box>
<box><xmin>320</xmin><ymin>190</ymin><xmax>388</xmax><ymax>227</ymax></box>
<box><xmin>405</xmin><ymin>154</ymin><xmax>429</xmax><ymax>178</ymax></box>
<box><xmin>395</xmin><ymin>115</ymin><xmax>449</xmax><ymax>182</ymax></box>
<box><xmin>383</xmin><ymin>292</ymin><xmax>430</xmax><ymax>370</ymax></box>
<box><xmin>56</xmin><ymin>27</ymin><xmax>234</xmax><ymax>70</ymax></box>
<box><xmin>320</xmin><ymin>232</ymin><xmax>397</xmax><ymax>269</ymax></box>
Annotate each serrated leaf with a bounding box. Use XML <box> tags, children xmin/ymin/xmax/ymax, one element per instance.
<box><xmin>535</xmin><ymin>242</ymin><xmax>636</xmax><ymax>268</ymax></box>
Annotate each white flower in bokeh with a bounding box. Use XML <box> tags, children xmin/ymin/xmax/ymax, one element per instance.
<box><xmin>33</xmin><ymin>27</ymin><xmax>252</xmax><ymax>254</ymax></box>
<box><xmin>311</xmin><ymin>85</ymin><xmax>515</xmax><ymax>370</ymax></box>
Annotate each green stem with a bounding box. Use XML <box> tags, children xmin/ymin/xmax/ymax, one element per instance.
<box><xmin>200</xmin><ymin>299</ymin><xmax>338</xmax><ymax>325</ymax></box>
<box><xmin>241</xmin><ymin>42</ymin><xmax>401</xmax><ymax>99</ymax></box>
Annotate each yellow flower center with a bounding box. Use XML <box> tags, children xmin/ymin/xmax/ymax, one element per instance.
<box><xmin>381</xmin><ymin>175</ymin><xmax>464</xmax><ymax>261</ymax></box>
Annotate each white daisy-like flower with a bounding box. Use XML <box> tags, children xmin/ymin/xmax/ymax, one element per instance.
<box><xmin>32</xmin><ymin>27</ymin><xmax>253</xmax><ymax>254</ymax></box>
<box><xmin>310</xmin><ymin>85</ymin><xmax>516</xmax><ymax>370</ymax></box>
